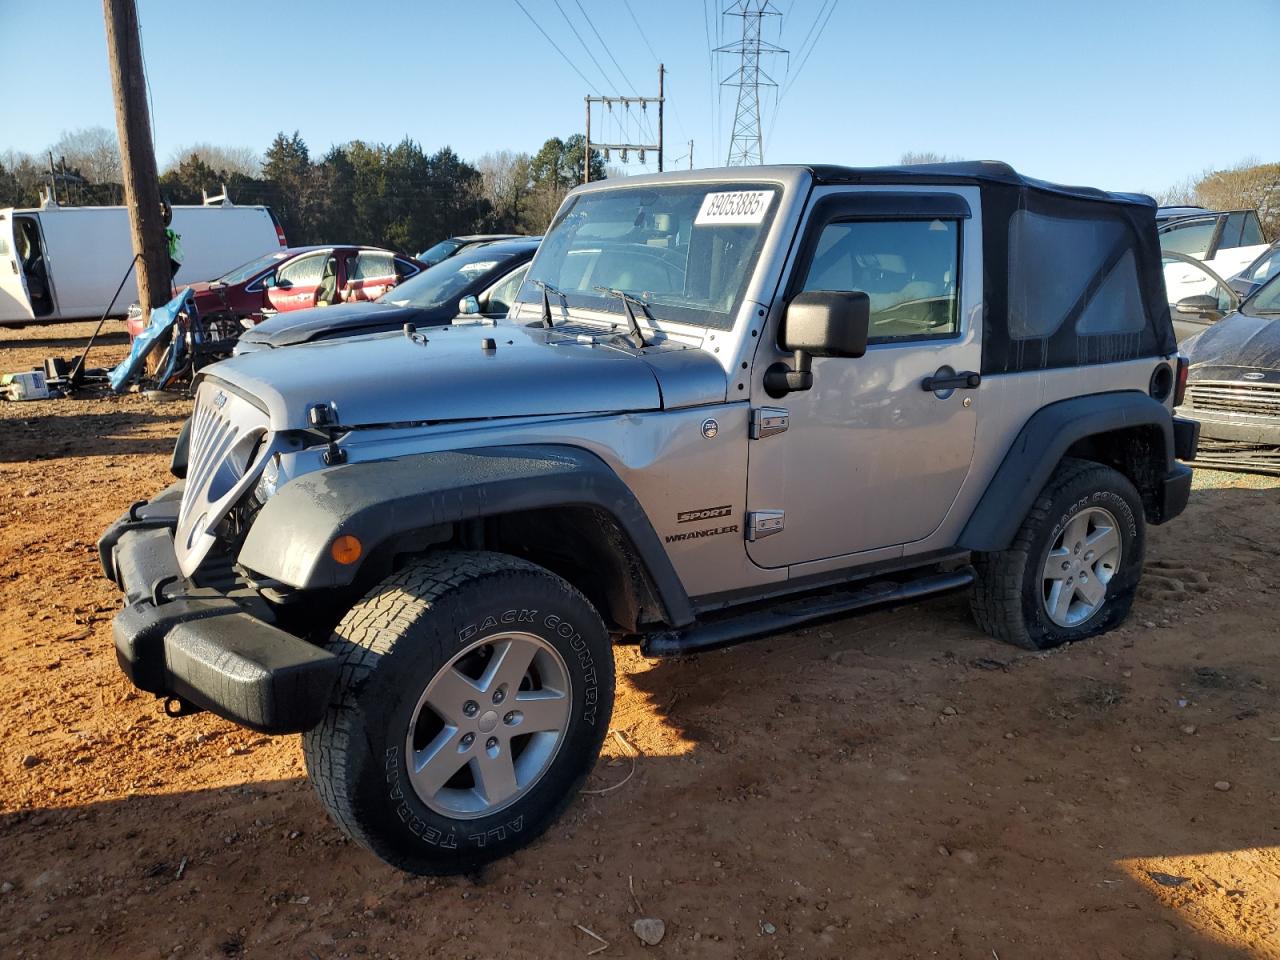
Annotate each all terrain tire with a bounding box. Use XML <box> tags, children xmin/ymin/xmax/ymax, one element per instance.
<box><xmin>970</xmin><ymin>457</ymin><xmax>1145</xmax><ymax>650</ymax></box>
<box><xmin>303</xmin><ymin>550</ymin><xmax>615</xmax><ymax>875</ymax></box>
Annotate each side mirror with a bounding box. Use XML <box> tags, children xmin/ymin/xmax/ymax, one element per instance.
<box><xmin>1175</xmin><ymin>293</ymin><xmax>1224</xmax><ymax>321</ymax></box>
<box><xmin>458</xmin><ymin>295</ymin><xmax>481</xmax><ymax>315</ymax></box>
<box><xmin>765</xmin><ymin>290</ymin><xmax>871</xmax><ymax>397</ymax></box>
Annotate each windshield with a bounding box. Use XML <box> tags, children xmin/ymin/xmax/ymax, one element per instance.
<box><xmin>217</xmin><ymin>251</ymin><xmax>290</xmax><ymax>285</ymax></box>
<box><xmin>382</xmin><ymin>244</ymin><xmax>520</xmax><ymax>309</ymax></box>
<box><xmin>517</xmin><ymin>182</ymin><xmax>780</xmax><ymax>330</ymax></box>
<box><xmin>1247</xmin><ymin>272</ymin><xmax>1280</xmax><ymax>315</ymax></box>
<box><xmin>418</xmin><ymin>238</ymin><xmax>464</xmax><ymax>266</ymax></box>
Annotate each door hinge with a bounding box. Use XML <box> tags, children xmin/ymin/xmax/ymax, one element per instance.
<box><xmin>749</xmin><ymin>406</ymin><xmax>789</xmax><ymax>439</ymax></box>
<box><xmin>746</xmin><ymin>510</ymin><xmax>785</xmax><ymax>541</ymax></box>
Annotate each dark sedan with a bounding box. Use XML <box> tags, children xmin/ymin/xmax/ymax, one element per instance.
<box><xmin>235</xmin><ymin>237</ymin><xmax>538</xmax><ymax>353</ymax></box>
<box><xmin>1177</xmin><ymin>271</ymin><xmax>1280</xmax><ymax>473</ymax></box>
<box><xmin>417</xmin><ymin>234</ymin><xmax>527</xmax><ymax>267</ymax></box>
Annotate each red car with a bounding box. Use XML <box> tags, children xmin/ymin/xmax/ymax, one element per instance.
<box><xmin>127</xmin><ymin>245</ymin><xmax>426</xmax><ymax>337</ymax></box>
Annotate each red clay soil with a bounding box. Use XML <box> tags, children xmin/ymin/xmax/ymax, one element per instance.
<box><xmin>2</xmin><ymin>321</ymin><xmax>1280</xmax><ymax>959</ymax></box>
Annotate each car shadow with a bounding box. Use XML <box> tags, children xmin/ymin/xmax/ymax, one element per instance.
<box><xmin>0</xmin><ymin>330</ymin><xmax>131</xmax><ymax>351</ymax></box>
<box><xmin>1</xmin><ymin>589</ymin><xmax>1272</xmax><ymax>960</ymax></box>
<box><xmin>1</xmin><ymin>484</ymin><xmax>1274</xmax><ymax>958</ymax></box>
<box><xmin>0</xmin><ymin>409</ymin><xmax>182</xmax><ymax>462</ymax></box>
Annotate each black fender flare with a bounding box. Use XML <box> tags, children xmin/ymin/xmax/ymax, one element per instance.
<box><xmin>237</xmin><ymin>444</ymin><xmax>694</xmax><ymax>627</ymax></box>
<box><xmin>957</xmin><ymin>391</ymin><xmax>1175</xmax><ymax>552</ymax></box>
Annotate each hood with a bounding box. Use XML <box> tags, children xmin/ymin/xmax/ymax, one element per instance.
<box><xmin>238</xmin><ymin>301</ymin><xmax>447</xmax><ymax>347</ymax></box>
<box><xmin>1185</xmin><ymin>310</ymin><xmax>1280</xmax><ymax>381</ymax></box>
<box><xmin>204</xmin><ymin>320</ymin><xmax>680</xmax><ymax>430</ymax></box>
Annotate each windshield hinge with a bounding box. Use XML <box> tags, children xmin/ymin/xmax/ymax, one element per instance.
<box><xmin>749</xmin><ymin>406</ymin><xmax>789</xmax><ymax>439</ymax></box>
<box><xmin>746</xmin><ymin>510</ymin><xmax>785</xmax><ymax>541</ymax></box>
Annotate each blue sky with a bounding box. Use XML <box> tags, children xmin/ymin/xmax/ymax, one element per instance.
<box><xmin>1</xmin><ymin>0</ymin><xmax>1276</xmax><ymax>195</ymax></box>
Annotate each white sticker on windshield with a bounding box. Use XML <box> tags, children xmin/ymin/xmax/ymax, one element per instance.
<box><xmin>695</xmin><ymin>190</ymin><xmax>775</xmax><ymax>226</ymax></box>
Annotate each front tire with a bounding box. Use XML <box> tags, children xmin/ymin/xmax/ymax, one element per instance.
<box><xmin>303</xmin><ymin>550</ymin><xmax>614</xmax><ymax>875</ymax></box>
<box><xmin>970</xmin><ymin>458</ymin><xmax>1145</xmax><ymax>650</ymax></box>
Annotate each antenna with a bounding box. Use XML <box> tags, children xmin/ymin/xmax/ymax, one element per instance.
<box><xmin>717</xmin><ymin>1</ymin><xmax>785</xmax><ymax>166</ymax></box>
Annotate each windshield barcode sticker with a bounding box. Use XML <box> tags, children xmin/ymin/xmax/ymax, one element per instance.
<box><xmin>695</xmin><ymin>190</ymin><xmax>774</xmax><ymax>225</ymax></box>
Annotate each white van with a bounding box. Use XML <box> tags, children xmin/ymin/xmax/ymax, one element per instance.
<box><xmin>0</xmin><ymin>198</ymin><xmax>287</xmax><ymax>326</ymax></box>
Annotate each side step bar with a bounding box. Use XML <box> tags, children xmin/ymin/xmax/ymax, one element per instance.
<box><xmin>640</xmin><ymin>567</ymin><xmax>975</xmax><ymax>657</ymax></box>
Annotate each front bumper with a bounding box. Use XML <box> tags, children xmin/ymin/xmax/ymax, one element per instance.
<box><xmin>98</xmin><ymin>486</ymin><xmax>339</xmax><ymax>734</ymax></box>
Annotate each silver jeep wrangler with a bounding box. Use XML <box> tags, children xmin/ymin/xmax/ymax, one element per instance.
<box><xmin>100</xmin><ymin>162</ymin><xmax>1197</xmax><ymax>874</ymax></box>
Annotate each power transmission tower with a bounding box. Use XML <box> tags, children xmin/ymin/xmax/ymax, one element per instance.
<box><xmin>584</xmin><ymin>64</ymin><xmax>664</xmax><ymax>183</ymax></box>
<box><xmin>103</xmin><ymin>0</ymin><xmax>170</xmax><ymax>314</ymax></box>
<box><xmin>716</xmin><ymin>1</ymin><xmax>785</xmax><ymax>166</ymax></box>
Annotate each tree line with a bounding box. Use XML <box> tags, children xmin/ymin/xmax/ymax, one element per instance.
<box><xmin>0</xmin><ymin>127</ymin><xmax>607</xmax><ymax>254</ymax></box>
<box><xmin>3</xmin><ymin>131</ymin><xmax>1274</xmax><ymax>250</ymax></box>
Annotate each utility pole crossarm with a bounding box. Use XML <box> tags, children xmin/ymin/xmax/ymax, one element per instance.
<box><xmin>583</xmin><ymin>64</ymin><xmax>666</xmax><ymax>182</ymax></box>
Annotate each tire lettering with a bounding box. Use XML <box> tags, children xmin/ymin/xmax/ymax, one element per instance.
<box><xmin>544</xmin><ymin>614</ymin><xmax>600</xmax><ymax>726</ymax></box>
<box><xmin>385</xmin><ymin>746</ymin><xmax>457</xmax><ymax>848</ymax></box>
<box><xmin>468</xmin><ymin>816</ymin><xmax>524</xmax><ymax>848</ymax></box>
<box><xmin>459</xmin><ymin>609</ymin><xmax>539</xmax><ymax>642</ymax></box>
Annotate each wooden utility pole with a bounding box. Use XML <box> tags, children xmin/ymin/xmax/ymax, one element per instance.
<box><xmin>657</xmin><ymin>64</ymin><xmax>664</xmax><ymax>173</ymax></box>
<box><xmin>103</xmin><ymin>0</ymin><xmax>170</xmax><ymax>313</ymax></box>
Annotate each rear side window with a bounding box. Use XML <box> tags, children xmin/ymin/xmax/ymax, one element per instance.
<box><xmin>1158</xmin><ymin>217</ymin><xmax>1217</xmax><ymax>257</ymax></box>
<box><xmin>352</xmin><ymin>252</ymin><xmax>395</xmax><ymax>281</ymax></box>
<box><xmin>1009</xmin><ymin>211</ymin><xmax>1144</xmax><ymax>340</ymax></box>
<box><xmin>1217</xmin><ymin>212</ymin><xmax>1245</xmax><ymax>249</ymax></box>
<box><xmin>800</xmin><ymin>219</ymin><xmax>960</xmax><ymax>341</ymax></box>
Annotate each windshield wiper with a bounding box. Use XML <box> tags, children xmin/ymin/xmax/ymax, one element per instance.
<box><xmin>593</xmin><ymin>286</ymin><xmax>652</xmax><ymax>348</ymax></box>
<box><xmin>528</xmin><ymin>278</ymin><xmax>567</xmax><ymax>329</ymax></box>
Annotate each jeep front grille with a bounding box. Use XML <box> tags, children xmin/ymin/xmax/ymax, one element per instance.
<box><xmin>1185</xmin><ymin>381</ymin><xmax>1280</xmax><ymax>418</ymax></box>
<box><xmin>174</xmin><ymin>382</ymin><xmax>272</xmax><ymax>578</ymax></box>
<box><xmin>181</xmin><ymin>394</ymin><xmax>241</xmax><ymax>518</ymax></box>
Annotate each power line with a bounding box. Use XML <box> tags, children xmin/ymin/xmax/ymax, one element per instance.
<box><xmin>573</xmin><ymin>0</ymin><xmax>637</xmax><ymax>95</ymax></box>
<box><xmin>607</xmin><ymin>0</ymin><xmax>689</xmax><ymax>171</ymax></box>
<box><xmin>552</xmin><ymin>0</ymin><xmax>616</xmax><ymax>92</ymax></box>
<box><xmin>767</xmin><ymin>0</ymin><xmax>837</xmax><ymax>150</ymax></box>
<box><xmin>786</xmin><ymin>0</ymin><xmax>830</xmax><ymax>76</ymax></box>
<box><xmin>511</xmin><ymin>0</ymin><xmax>600</xmax><ymax>94</ymax></box>
<box><xmin>779</xmin><ymin>0</ymin><xmax>836</xmax><ymax>102</ymax></box>
<box><xmin>620</xmin><ymin>0</ymin><xmax>661</xmax><ymax>64</ymax></box>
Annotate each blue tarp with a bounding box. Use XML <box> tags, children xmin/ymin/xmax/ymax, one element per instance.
<box><xmin>108</xmin><ymin>288</ymin><xmax>194</xmax><ymax>393</ymax></box>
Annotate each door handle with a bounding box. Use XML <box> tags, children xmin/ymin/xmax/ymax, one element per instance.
<box><xmin>921</xmin><ymin>370</ymin><xmax>981</xmax><ymax>392</ymax></box>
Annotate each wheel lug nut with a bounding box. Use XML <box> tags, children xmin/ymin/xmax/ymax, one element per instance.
<box><xmin>486</xmin><ymin>737</ymin><xmax>498</xmax><ymax>750</ymax></box>
<box><xmin>463</xmin><ymin>700</ymin><xmax>478</xmax><ymax>717</ymax></box>
<box><xmin>492</xmin><ymin>687</ymin><xmax>506</xmax><ymax>704</ymax></box>
<box><xmin>504</xmin><ymin>711</ymin><xmax>516</xmax><ymax>724</ymax></box>
<box><xmin>460</xmin><ymin>733</ymin><xmax>475</xmax><ymax>747</ymax></box>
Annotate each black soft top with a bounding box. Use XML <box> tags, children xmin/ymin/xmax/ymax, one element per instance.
<box><xmin>809</xmin><ymin>161</ymin><xmax>1157</xmax><ymax>209</ymax></box>
<box><xmin>808</xmin><ymin>161</ymin><xmax>1173</xmax><ymax>372</ymax></box>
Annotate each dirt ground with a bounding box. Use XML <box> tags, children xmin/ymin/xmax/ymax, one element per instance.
<box><xmin>3</xmin><ymin>321</ymin><xmax>1280</xmax><ymax>960</ymax></box>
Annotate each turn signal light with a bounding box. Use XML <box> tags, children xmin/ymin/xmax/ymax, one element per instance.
<box><xmin>331</xmin><ymin>535</ymin><xmax>363</xmax><ymax>565</ymax></box>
